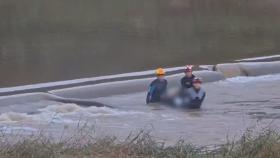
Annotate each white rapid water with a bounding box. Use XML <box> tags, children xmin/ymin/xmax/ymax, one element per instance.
<box><xmin>224</xmin><ymin>73</ymin><xmax>280</xmax><ymax>83</ymax></box>
<box><xmin>0</xmin><ymin>73</ymin><xmax>279</xmax><ymax>146</ymax></box>
<box><xmin>0</xmin><ymin>58</ymin><xmax>279</xmax><ymax>144</ymax></box>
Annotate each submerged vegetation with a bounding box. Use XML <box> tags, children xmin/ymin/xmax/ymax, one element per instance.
<box><xmin>0</xmin><ymin>127</ymin><xmax>280</xmax><ymax>158</ymax></box>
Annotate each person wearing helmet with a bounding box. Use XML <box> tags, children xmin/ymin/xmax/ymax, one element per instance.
<box><xmin>173</xmin><ymin>77</ymin><xmax>205</xmax><ymax>108</ymax></box>
<box><xmin>146</xmin><ymin>68</ymin><xmax>168</xmax><ymax>104</ymax></box>
<box><xmin>185</xmin><ymin>78</ymin><xmax>206</xmax><ymax>108</ymax></box>
<box><xmin>181</xmin><ymin>65</ymin><xmax>196</xmax><ymax>89</ymax></box>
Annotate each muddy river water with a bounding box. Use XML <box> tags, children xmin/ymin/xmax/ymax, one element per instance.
<box><xmin>2</xmin><ymin>0</ymin><xmax>280</xmax><ymax>87</ymax></box>
<box><xmin>2</xmin><ymin>0</ymin><xmax>280</xmax><ymax>146</ymax></box>
<box><xmin>0</xmin><ymin>72</ymin><xmax>280</xmax><ymax>146</ymax></box>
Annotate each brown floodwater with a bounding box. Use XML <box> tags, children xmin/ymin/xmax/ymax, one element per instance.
<box><xmin>1</xmin><ymin>0</ymin><xmax>280</xmax><ymax>87</ymax></box>
<box><xmin>0</xmin><ymin>74</ymin><xmax>280</xmax><ymax>146</ymax></box>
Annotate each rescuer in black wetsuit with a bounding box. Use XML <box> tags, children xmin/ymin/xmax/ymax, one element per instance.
<box><xmin>146</xmin><ymin>68</ymin><xmax>168</xmax><ymax>104</ymax></box>
<box><xmin>181</xmin><ymin>65</ymin><xmax>196</xmax><ymax>89</ymax></box>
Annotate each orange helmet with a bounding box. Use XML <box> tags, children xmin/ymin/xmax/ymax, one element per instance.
<box><xmin>155</xmin><ymin>68</ymin><xmax>166</xmax><ymax>76</ymax></box>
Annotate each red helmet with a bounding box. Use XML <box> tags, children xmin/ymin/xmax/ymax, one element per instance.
<box><xmin>184</xmin><ymin>65</ymin><xmax>193</xmax><ymax>72</ymax></box>
<box><xmin>193</xmin><ymin>77</ymin><xmax>202</xmax><ymax>84</ymax></box>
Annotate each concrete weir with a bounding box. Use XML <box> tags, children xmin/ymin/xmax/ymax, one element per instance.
<box><xmin>0</xmin><ymin>60</ymin><xmax>279</xmax><ymax>107</ymax></box>
<box><xmin>216</xmin><ymin>61</ymin><xmax>280</xmax><ymax>78</ymax></box>
<box><xmin>50</xmin><ymin>71</ymin><xmax>224</xmax><ymax>99</ymax></box>
<box><xmin>0</xmin><ymin>70</ymin><xmax>224</xmax><ymax>107</ymax></box>
<box><xmin>0</xmin><ymin>93</ymin><xmax>54</xmax><ymax>107</ymax></box>
<box><xmin>0</xmin><ymin>92</ymin><xmax>106</xmax><ymax>107</ymax></box>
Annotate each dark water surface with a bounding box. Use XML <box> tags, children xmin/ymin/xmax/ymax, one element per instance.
<box><xmin>0</xmin><ymin>0</ymin><xmax>279</xmax><ymax>87</ymax></box>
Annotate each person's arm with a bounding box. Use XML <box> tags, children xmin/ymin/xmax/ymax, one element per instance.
<box><xmin>146</xmin><ymin>84</ymin><xmax>155</xmax><ymax>104</ymax></box>
<box><xmin>161</xmin><ymin>80</ymin><xmax>168</xmax><ymax>99</ymax></box>
<box><xmin>163</xmin><ymin>80</ymin><xmax>168</xmax><ymax>93</ymax></box>
<box><xmin>180</xmin><ymin>77</ymin><xmax>185</xmax><ymax>87</ymax></box>
<box><xmin>201</xmin><ymin>92</ymin><xmax>206</xmax><ymax>102</ymax></box>
<box><xmin>146</xmin><ymin>91</ymin><xmax>151</xmax><ymax>104</ymax></box>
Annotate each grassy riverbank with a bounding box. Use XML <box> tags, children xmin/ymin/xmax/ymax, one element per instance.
<box><xmin>0</xmin><ymin>128</ymin><xmax>279</xmax><ymax>158</ymax></box>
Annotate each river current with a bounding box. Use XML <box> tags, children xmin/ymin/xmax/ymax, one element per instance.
<box><xmin>0</xmin><ymin>73</ymin><xmax>279</xmax><ymax>146</ymax></box>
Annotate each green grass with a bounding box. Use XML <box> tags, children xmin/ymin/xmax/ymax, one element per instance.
<box><xmin>0</xmin><ymin>128</ymin><xmax>280</xmax><ymax>158</ymax></box>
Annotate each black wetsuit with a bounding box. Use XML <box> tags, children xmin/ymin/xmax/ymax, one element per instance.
<box><xmin>181</xmin><ymin>74</ymin><xmax>196</xmax><ymax>89</ymax></box>
<box><xmin>146</xmin><ymin>78</ymin><xmax>168</xmax><ymax>104</ymax></box>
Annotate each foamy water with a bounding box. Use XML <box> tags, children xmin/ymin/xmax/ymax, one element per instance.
<box><xmin>0</xmin><ymin>126</ymin><xmax>37</xmax><ymax>134</ymax></box>
<box><xmin>0</xmin><ymin>101</ymin><xmax>155</xmax><ymax>126</ymax></box>
<box><xmin>41</xmin><ymin>103</ymin><xmax>82</xmax><ymax>113</ymax></box>
<box><xmin>0</xmin><ymin>112</ymin><xmax>32</xmax><ymax>123</ymax></box>
<box><xmin>0</xmin><ymin>73</ymin><xmax>279</xmax><ymax>145</ymax></box>
<box><xmin>224</xmin><ymin>73</ymin><xmax>280</xmax><ymax>83</ymax></box>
